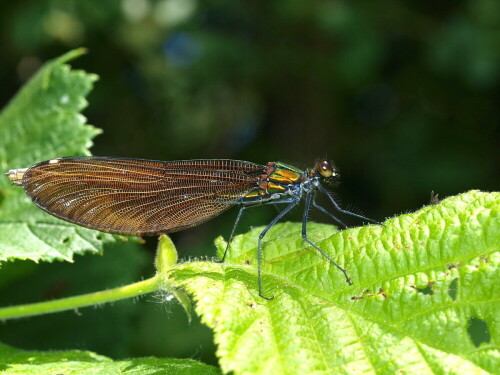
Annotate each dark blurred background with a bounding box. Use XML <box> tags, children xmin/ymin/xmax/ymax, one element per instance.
<box><xmin>0</xmin><ymin>0</ymin><xmax>498</xmax><ymax>366</ymax></box>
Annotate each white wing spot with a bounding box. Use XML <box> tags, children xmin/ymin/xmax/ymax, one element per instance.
<box><xmin>49</xmin><ymin>159</ymin><xmax>61</xmax><ymax>164</ymax></box>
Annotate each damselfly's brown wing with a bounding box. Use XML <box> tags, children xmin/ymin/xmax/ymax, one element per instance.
<box><xmin>19</xmin><ymin>157</ymin><xmax>264</xmax><ymax>236</ymax></box>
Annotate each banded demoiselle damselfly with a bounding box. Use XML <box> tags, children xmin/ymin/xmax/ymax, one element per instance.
<box><xmin>6</xmin><ymin>157</ymin><xmax>379</xmax><ymax>299</ymax></box>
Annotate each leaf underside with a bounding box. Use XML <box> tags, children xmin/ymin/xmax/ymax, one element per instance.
<box><xmin>170</xmin><ymin>190</ymin><xmax>499</xmax><ymax>375</ymax></box>
<box><xmin>0</xmin><ymin>49</ymin><xmax>130</xmax><ymax>263</ymax></box>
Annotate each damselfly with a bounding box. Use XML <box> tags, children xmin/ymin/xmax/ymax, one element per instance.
<box><xmin>6</xmin><ymin>157</ymin><xmax>379</xmax><ymax>299</ymax></box>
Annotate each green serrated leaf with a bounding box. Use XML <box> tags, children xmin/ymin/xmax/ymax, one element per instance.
<box><xmin>169</xmin><ymin>190</ymin><xmax>499</xmax><ymax>375</ymax></box>
<box><xmin>0</xmin><ymin>49</ymin><xmax>131</xmax><ymax>263</ymax></box>
<box><xmin>0</xmin><ymin>342</ymin><xmax>221</xmax><ymax>375</ymax></box>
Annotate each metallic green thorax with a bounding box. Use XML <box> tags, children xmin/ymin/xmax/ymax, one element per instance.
<box><xmin>242</xmin><ymin>162</ymin><xmax>304</xmax><ymax>203</ymax></box>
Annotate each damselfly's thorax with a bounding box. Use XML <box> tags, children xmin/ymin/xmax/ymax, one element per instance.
<box><xmin>241</xmin><ymin>160</ymin><xmax>339</xmax><ymax>205</ymax></box>
<box><xmin>261</xmin><ymin>160</ymin><xmax>338</xmax><ymax>188</ymax></box>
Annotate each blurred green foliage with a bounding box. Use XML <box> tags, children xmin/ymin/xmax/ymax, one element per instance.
<box><xmin>0</xmin><ymin>0</ymin><xmax>498</xmax><ymax>366</ymax></box>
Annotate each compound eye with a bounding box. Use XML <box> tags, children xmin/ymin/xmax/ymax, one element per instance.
<box><xmin>315</xmin><ymin>160</ymin><xmax>334</xmax><ymax>178</ymax></box>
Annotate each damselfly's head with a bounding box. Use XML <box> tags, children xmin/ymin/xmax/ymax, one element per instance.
<box><xmin>314</xmin><ymin>160</ymin><xmax>340</xmax><ymax>185</ymax></box>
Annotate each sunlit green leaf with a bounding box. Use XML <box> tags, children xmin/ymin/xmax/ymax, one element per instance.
<box><xmin>0</xmin><ymin>342</ymin><xmax>220</xmax><ymax>375</ymax></box>
<box><xmin>0</xmin><ymin>49</ymin><xmax>130</xmax><ymax>263</ymax></box>
<box><xmin>170</xmin><ymin>190</ymin><xmax>499</xmax><ymax>375</ymax></box>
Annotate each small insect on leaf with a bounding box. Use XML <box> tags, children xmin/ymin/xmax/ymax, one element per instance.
<box><xmin>7</xmin><ymin>156</ymin><xmax>380</xmax><ymax>299</ymax></box>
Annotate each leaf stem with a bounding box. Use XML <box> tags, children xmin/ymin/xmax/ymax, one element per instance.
<box><xmin>0</xmin><ymin>235</ymin><xmax>183</xmax><ymax>320</ymax></box>
<box><xmin>0</xmin><ymin>275</ymin><xmax>160</xmax><ymax>320</ymax></box>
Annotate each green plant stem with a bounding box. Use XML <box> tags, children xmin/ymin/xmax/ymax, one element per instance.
<box><xmin>0</xmin><ymin>275</ymin><xmax>161</xmax><ymax>320</ymax></box>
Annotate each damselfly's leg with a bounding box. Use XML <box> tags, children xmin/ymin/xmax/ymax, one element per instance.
<box><xmin>317</xmin><ymin>184</ymin><xmax>382</xmax><ymax>225</ymax></box>
<box><xmin>257</xmin><ymin>199</ymin><xmax>299</xmax><ymax>300</ymax></box>
<box><xmin>222</xmin><ymin>205</ymin><xmax>247</xmax><ymax>262</ymax></box>
<box><xmin>222</xmin><ymin>198</ymin><xmax>295</xmax><ymax>262</ymax></box>
<box><xmin>312</xmin><ymin>194</ymin><xmax>348</xmax><ymax>229</ymax></box>
<box><xmin>303</xmin><ymin>191</ymin><xmax>352</xmax><ymax>285</ymax></box>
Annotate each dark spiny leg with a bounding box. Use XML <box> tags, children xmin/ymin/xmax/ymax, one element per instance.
<box><xmin>312</xmin><ymin>197</ymin><xmax>348</xmax><ymax>229</ymax></box>
<box><xmin>222</xmin><ymin>198</ymin><xmax>295</xmax><ymax>262</ymax></box>
<box><xmin>317</xmin><ymin>184</ymin><xmax>382</xmax><ymax>225</ymax></box>
<box><xmin>257</xmin><ymin>200</ymin><xmax>298</xmax><ymax>300</ymax></box>
<box><xmin>303</xmin><ymin>191</ymin><xmax>352</xmax><ymax>285</ymax></box>
<box><xmin>221</xmin><ymin>205</ymin><xmax>247</xmax><ymax>262</ymax></box>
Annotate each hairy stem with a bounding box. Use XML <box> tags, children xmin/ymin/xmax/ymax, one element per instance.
<box><xmin>0</xmin><ymin>276</ymin><xmax>160</xmax><ymax>320</ymax></box>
